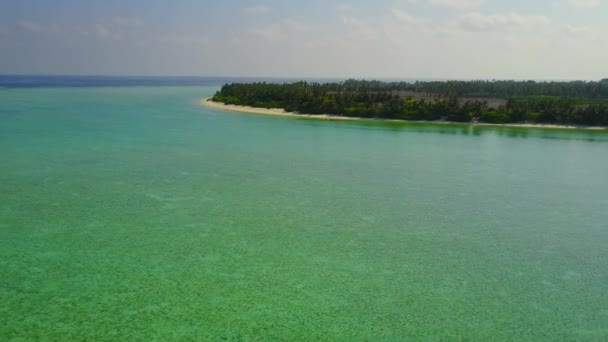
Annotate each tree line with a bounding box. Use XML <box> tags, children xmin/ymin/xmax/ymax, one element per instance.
<box><xmin>211</xmin><ymin>80</ymin><xmax>608</xmax><ymax>126</ymax></box>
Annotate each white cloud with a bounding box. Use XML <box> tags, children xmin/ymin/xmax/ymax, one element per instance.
<box><xmin>340</xmin><ymin>16</ymin><xmax>359</xmax><ymax>25</ymax></box>
<box><xmin>245</xmin><ymin>18</ymin><xmax>316</xmax><ymax>43</ymax></box>
<box><xmin>161</xmin><ymin>34</ymin><xmax>208</xmax><ymax>46</ymax></box>
<box><xmin>17</xmin><ymin>20</ymin><xmax>43</xmax><ymax>33</ymax></box>
<box><xmin>93</xmin><ymin>17</ymin><xmax>143</xmax><ymax>41</ymax></box>
<box><xmin>460</xmin><ymin>12</ymin><xmax>551</xmax><ymax>31</ymax></box>
<box><xmin>95</xmin><ymin>24</ymin><xmax>121</xmax><ymax>40</ymax></box>
<box><xmin>111</xmin><ymin>16</ymin><xmax>143</xmax><ymax>27</ymax></box>
<box><xmin>248</xmin><ymin>24</ymin><xmax>288</xmax><ymax>42</ymax></box>
<box><xmin>15</xmin><ymin>20</ymin><xmax>62</xmax><ymax>35</ymax></box>
<box><xmin>392</xmin><ymin>9</ymin><xmax>421</xmax><ymax>25</ymax></box>
<box><xmin>283</xmin><ymin>19</ymin><xmax>313</xmax><ymax>33</ymax></box>
<box><xmin>567</xmin><ymin>0</ymin><xmax>601</xmax><ymax>8</ymax></box>
<box><xmin>244</xmin><ymin>4</ymin><xmax>273</xmax><ymax>15</ymax></box>
<box><xmin>335</xmin><ymin>16</ymin><xmax>382</xmax><ymax>42</ymax></box>
<box><xmin>427</xmin><ymin>0</ymin><xmax>482</xmax><ymax>9</ymax></box>
<box><xmin>336</xmin><ymin>3</ymin><xmax>355</xmax><ymax>12</ymax></box>
<box><xmin>563</xmin><ymin>24</ymin><xmax>593</xmax><ymax>35</ymax></box>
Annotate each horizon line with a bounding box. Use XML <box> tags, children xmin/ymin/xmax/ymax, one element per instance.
<box><xmin>0</xmin><ymin>74</ymin><xmax>603</xmax><ymax>82</ymax></box>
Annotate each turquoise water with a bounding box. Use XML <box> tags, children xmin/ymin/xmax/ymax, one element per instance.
<box><xmin>1</xmin><ymin>86</ymin><xmax>608</xmax><ymax>341</ymax></box>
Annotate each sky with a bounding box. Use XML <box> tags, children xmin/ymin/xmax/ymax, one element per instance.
<box><xmin>0</xmin><ymin>0</ymin><xmax>606</xmax><ymax>80</ymax></box>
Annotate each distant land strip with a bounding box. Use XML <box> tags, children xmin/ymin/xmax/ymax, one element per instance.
<box><xmin>208</xmin><ymin>79</ymin><xmax>608</xmax><ymax>128</ymax></box>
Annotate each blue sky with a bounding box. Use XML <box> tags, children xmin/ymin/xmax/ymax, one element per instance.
<box><xmin>0</xmin><ymin>0</ymin><xmax>606</xmax><ymax>79</ymax></box>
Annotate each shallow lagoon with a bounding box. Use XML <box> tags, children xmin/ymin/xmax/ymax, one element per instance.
<box><xmin>1</xmin><ymin>86</ymin><xmax>608</xmax><ymax>340</ymax></box>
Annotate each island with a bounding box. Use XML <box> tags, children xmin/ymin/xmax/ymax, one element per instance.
<box><xmin>207</xmin><ymin>79</ymin><xmax>608</xmax><ymax>128</ymax></box>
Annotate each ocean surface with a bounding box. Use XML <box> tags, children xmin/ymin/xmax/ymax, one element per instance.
<box><xmin>1</xmin><ymin>77</ymin><xmax>608</xmax><ymax>341</ymax></box>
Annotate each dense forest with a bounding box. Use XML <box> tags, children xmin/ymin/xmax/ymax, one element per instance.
<box><xmin>212</xmin><ymin>79</ymin><xmax>608</xmax><ymax>126</ymax></box>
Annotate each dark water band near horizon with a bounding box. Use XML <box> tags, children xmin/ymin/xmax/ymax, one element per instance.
<box><xmin>1</xmin><ymin>75</ymin><xmax>595</xmax><ymax>88</ymax></box>
<box><xmin>0</xmin><ymin>75</ymin><xmax>298</xmax><ymax>88</ymax></box>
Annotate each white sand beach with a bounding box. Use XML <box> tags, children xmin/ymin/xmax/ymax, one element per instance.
<box><xmin>202</xmin><ymin>98</ymin><xmax>362</xmax><ymax>121</ymax></box>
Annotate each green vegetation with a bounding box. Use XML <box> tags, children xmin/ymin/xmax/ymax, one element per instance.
<box><xmin>212</xmin><ymin>79</ymin><xmax>608</xmax><ymax>126</ymax></box>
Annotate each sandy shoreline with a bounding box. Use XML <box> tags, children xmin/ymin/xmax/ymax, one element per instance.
<box><xmin>202</xmin><ymin>98</ymin><xmax>362</xmax><ymax>121</ymax></box>
<box><xmin>202</xmin><ymin>98</ymin><xmax>607</xmax><ymax>131</ymax></box>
